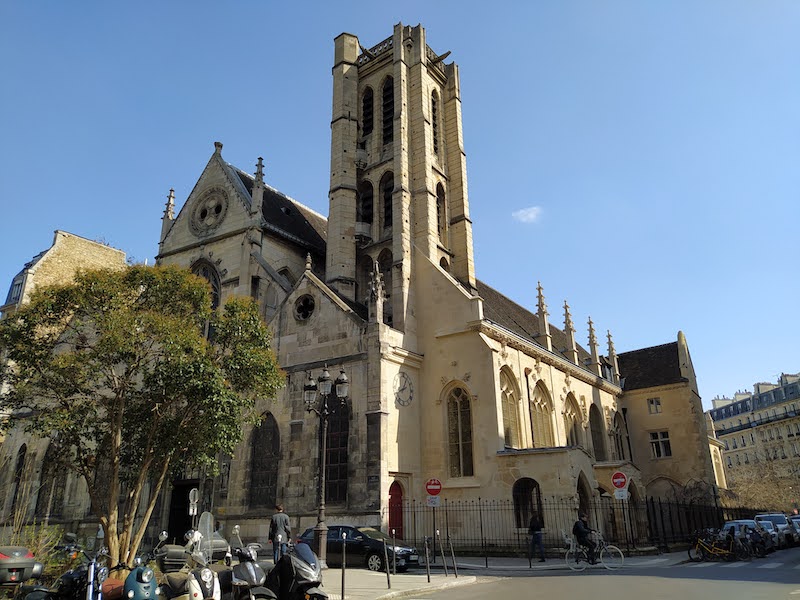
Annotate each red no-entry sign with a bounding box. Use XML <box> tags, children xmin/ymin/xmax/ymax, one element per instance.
<box><xmin>611</xmin><ymin>471</ymin><xmax>627</xmax><ymax>489</ymax></box>
<box><xmin>425</xmin><ymin>478</ymin><xmax>442</xmax><ymax>496</ymax></box>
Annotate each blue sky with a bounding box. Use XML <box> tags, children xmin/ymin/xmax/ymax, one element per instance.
<box><xmin>1</xmin><ymin>2</ymin><xmax>798</xmax><ymax>408</ymax></box>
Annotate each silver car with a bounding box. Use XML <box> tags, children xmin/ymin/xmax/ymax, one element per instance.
<box><xmin>755</xmin><ymin>514</ymin><xmax>796</xmax><ymax>548</ymax></box>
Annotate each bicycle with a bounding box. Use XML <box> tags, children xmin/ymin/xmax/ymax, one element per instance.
<box><xmin>563</xmin><ymin>531</ymin><xmax>624</xmax><ymax>571</ymax></box>
<box><xmin>687</xmin><ymin>529</ymin><xmax>750</xmax><ymax>562</ymax></box>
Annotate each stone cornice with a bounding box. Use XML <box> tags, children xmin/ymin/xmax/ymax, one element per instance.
<box><xmin>471</xmin><ymin>320</ymin><xmax>622</xmax><ymax>396</ymax></box>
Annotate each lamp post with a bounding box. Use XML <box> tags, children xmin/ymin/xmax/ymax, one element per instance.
<box><xmin>304</xmin><ymin>366</ymin><xmax>349</xmax><ymax>568</ymax></box>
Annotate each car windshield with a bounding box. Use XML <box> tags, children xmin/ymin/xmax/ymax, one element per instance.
<box><xmin>758</xmin><ymin>515</ymin><xmax>787</xmax><ymax>526</ymax></box>
<box><xmin>759</xmin><ymin>521</ymin><xmax>776</xmax><ymax>531</ymax></box>
<box><xmin>359</xmin><ymin>528</ymin><xmax>391</xmax><ymax>541</ymax></box>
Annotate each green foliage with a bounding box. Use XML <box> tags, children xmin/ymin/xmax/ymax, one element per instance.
<box><xmin>0</xmin><ymin>264</ymin><xmax>284</xmax><ymax>564</ymax></box>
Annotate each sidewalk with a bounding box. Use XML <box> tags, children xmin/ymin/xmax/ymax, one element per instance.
<box><xmin>312</xmin><ymin>550</ymin><xmax>689</xmax><ymax>600</ymax></box>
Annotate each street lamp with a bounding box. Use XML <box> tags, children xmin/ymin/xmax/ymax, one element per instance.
<box><xmin>304</xmin><ymin>366</ymin><xmax>349</xmax><ymax>567</ymax></box>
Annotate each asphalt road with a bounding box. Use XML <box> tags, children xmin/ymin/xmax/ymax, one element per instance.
<box><xmin>418</xmin><ymin>546</ymin><xmax>800</xmax><ymax>600</ymax></box>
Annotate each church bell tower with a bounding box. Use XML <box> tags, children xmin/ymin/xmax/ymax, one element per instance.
<box><xmin>326</xmin><ymin>23</ymin><xmax>476</xmax><ymax>333</ymax></box>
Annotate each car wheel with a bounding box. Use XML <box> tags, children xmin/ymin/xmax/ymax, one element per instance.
<box><xmin>366</xmin><ymin>552</ymin><xmax>384</xmax><ymax>572</ymax></box>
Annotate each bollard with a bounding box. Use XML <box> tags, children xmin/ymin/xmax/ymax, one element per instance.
<box><xmin>424</xmin><ymin>537</ymin><xmax>431</xmax><ymax>583</ymax></box>
<box><xmin>392</xmin><ymin>528</ymin><xmax>397</xmax><ymax>575</ymax></box>
<box><xmin>448</xmin><ymin>535</ymin><xmax>458</xmax><ymax>578</ymax></box>
<box><xmin>383</xmin><ymin>538</ymin><xmax>391</xmax><ymax>589</ymax></box>
<box><xmin>341</xmin><ymin>531</ymin><xmax>346</xmax><ymax>600</ymax></box>
<box><xmin>437</xmin><ymin>529</ymin><xmax>448</xmax><ymax>577</ymax></box>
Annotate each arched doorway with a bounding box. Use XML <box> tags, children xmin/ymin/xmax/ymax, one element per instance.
<box><xmin>577</xmin><ymin>472</ymin><xmax>592</xmax><ymax>518</ymax></box>
<box><xmin>388</xmin><ymin>481</ymin><xmax>404</xmax><ymax>539</ymax></box>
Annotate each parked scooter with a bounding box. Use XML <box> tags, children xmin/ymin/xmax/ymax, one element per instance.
<box><xmin>264</xmin><ymin>543</ymin><xmax>327</xmax><ymax>600</ymax></box>
<box><xmin>156</xmin><ymin>512</ymin><xmax>221</xmax><ymax>600</ymax></box>
<box><xmin>22</xmin><ymin>541</ymin><xmax>109</xmax><ymax>600</ymax></box>
<box><xmin>102</xmin><ymin>532</ymin><xmax>167</xmax><ymax>600</ymax></box>
<box><xmin>218</xmin><ymin>526</ymin><xmax>275</xmax><ymax>600</ymax></box>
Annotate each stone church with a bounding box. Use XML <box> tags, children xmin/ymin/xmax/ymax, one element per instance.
<box><xmin>0</xmin><ymin>23</ymin><xmax>719</xmax><ymax>546</ymax></box>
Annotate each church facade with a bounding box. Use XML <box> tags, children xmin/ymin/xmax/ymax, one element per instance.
<box><xmin>0</xmin><ymin>24</ymin><xmax>718</xmax><ymax>546</ymax></box>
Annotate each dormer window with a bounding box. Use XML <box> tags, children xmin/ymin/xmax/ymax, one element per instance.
<box><xmin>9</xmin><ymin>280</ymin><xmax>22</xmax><ymax>303</ymax></box>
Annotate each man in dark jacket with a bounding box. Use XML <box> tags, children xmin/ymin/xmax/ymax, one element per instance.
<box><xmin>529</xmin><ymin>511</ymin><xmax>545</xmax><ymax>562</ymax></box>
<box><xmin>269</xmin><ymin>504</ymin><xmax>291</xmax><ymax>563</ymax></box>
<box><xmin>572</xmin><ymin>511</ymin><xmax>596</xmax><ymax>564</ymax></box>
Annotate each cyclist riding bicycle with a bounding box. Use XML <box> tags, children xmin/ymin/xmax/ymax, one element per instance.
<box><xmin>573</xmin><ymin>511</ymin><xmax>597</xmax><ymax>564</ymax></box>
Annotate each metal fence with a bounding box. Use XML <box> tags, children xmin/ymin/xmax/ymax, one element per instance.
<box><xmin>380</xmin><ymin>497</ymin><xmax>766</xmax><ymax>558</ymax></box>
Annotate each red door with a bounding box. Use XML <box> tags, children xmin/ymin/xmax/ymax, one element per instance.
<box><xmin>388</xmin><ymin>481</ymin><xmax>404</xmax><ymax>540</ymax></box>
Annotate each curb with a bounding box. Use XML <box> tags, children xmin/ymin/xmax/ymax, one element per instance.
<box><xmin>374</xmin><ymin>575</ymin><xmax>478</xmax><ymax>600</ymax></box>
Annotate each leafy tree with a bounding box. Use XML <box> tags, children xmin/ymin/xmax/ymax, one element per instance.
<box><xmin>0</xmin><ymin>265</ymin><xmax>283</xmax><ymax>566</ymax></box>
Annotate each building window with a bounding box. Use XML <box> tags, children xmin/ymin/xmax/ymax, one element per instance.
<box><xmin>35</xmin><ymin>441</ymin><xmax>67</xmax><ymax>519</ymax></box>
<box><xmin>326</xmin><ymin>401</ymin><xmax>350</xmax><ymax>504</ymax></box>
<box><xmin>447</xmin><ymin>387</ymin><xmax>474</xmax><ymax>477</ymax></box>
<box><xmin>564</xmin><ymin>395</ymin><xmax>582</xmax><ymax>448</ymax></box>
<box><xmin>381</xmin><ymin>172</ymin><xmax>394</xmax><ymax>229</ymax></box>
<box><xmin>436</xmin><ymin>183</ymin><xmax>447</xmax><ymax>241</ymax></box>
<box><xmin>499</xmin><ymin>369</ymin><xmax>520</xmax><ymax>449</ymax></box>
<box><xmin>726</xmin><ymin>456</ymin><xmax>732</xmax><ymax>467</ymax></box>
<box><xmin>249</xmin><ymin>412</ymin><xmax>280</xmax><ymax>509</ymax></box>
<box><xmin>732</xmin><ymin>439</ymin><xmax>737</xmax><ymax>449</ymax></box>
<box><xmin>530</xmin><ymin>382</ymin><xmax>555</xmax><ymax>448</ymax></box>
<box><xmin>10</xmin><ymin>444</ymin><xmax>27</xmax><ymax>514</ymax></box>
<box><xmin>9</xmin><ymin>280</ymin><xmax>22</xmax><ymax>303</ymax></box>
<box><xmin>382</xmin><ymin>77</ymin><xmax>394</xmax><ymax>144</ymax></box>
<box><xmin>649</xmin><ymin>431</ymin><xmax>672</xmax><ymax>459</ymax></box>
<box><xmin>362</xmin><ymin>88</ymin><xmax>374</xmax><ymax>136</ymax></box>
<box><xmin>357</xmin><ymin>181</ymin><xmax>374</xmax><ymax>224</ymax></box>
<box><xmin>431</xmin><ymin>91</ymin><xmax>440</xmax><ymax>155</ymax></box>
<box><xmin>647</xmin><ymin>397</ymin><xmax>662</xmax><ymax>414</ymax></box>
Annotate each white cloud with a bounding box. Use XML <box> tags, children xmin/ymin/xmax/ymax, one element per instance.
<box><xmin>512</xmin><ymin>206</ymin><xmax>543</xmax><ymax>223</ymax></box>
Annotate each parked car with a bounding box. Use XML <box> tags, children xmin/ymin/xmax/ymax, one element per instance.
<box><xmin>755</xmin><ymin>514</ymin><xmax>796</xmax><ymax>548</ymax></box>
<box><xmin>720</xmin><ymin>520</ymin><xmax>775</xmax><ymax>553</ymax></box>
<box><xmin>754</xmin><ymin>519</ymin><xmax>783</xmax><ymax>549</ymax></box>
<box><xmin>297</xmin><ymin>525</ymin><xmax>419</xmax><ymax>571</ymax></box>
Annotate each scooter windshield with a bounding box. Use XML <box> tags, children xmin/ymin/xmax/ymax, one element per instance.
<box><xmin>293</xmin><ymin>543</ymin><xmax>317</xmax><ymax>569</ymax></box>
<box><xmin>196</xmin><ymin>512</ymin><xmax>215</xmax><ymax>566</ymax></box>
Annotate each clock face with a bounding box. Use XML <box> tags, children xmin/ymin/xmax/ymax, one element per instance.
<box><xmin>394</xmin><ymin>372</ymin><xmax>414</xmax><ymax>406</ymax></box>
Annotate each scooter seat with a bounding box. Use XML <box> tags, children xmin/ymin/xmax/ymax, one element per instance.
<box><xmin>164</xmin><ymin>572</ymin><xmax>190</xmax><ymax>593</ymax></box>
<box><xmin>102</xmin><ymin>579</ymin><xmax>126</xmax><ymax>600</ymax></box>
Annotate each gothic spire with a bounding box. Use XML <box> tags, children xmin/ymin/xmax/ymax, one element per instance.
<box><xmin>563</xmin><ymin>300</ymin><xmax>578</xmax><ymax>364</ymax></box>
<box><xmin>536</xmin><ymin>281</ymin><xmax>552</xmax><ymax>351</ymax></box>
<box><xmin>159</xmin><ymin>188</ymin><xmax>176</xmax><ymax>248</ymax></box>
<box><xmin>588</xmin><ymin>317</ymin><xmax>602</xmax><ymax>376</ymax></box>
<box><xmin>607</xmin><ymin>330</ymin><xmax>620</xmax><ymax>384</ymax></box>
<box><xmin>251</xmin><ymin>157</ymin><xmax>265</xmax><ymax>217</ymax></box>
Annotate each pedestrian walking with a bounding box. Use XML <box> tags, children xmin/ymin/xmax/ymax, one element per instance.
<box><xmin>269</xmin><ymin>504</ymin><xmax>291</xmax><ymax>563</ymax></box>
<box><xmin>529</xmin><ymin>511</ymin><xmax>545</xmax><ymax>562</ymax></box>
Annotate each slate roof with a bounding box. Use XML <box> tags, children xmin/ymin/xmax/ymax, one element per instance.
<box><xmin>476</xmin><ymin>280</ymin><xmax>592</xmax><ymax>364</ymax></box>
<box><xmin>232</xmin><ymin>167</ymin><xmax>327</xmax><ymax>254</ymax></box>
<box><xmin>617</xmin><ymin>342</ymin><xmax>685</xmax><ymax>391</ymax></box>
<box><xmin>4</xmin><ymin>250</ymin><xmax>46</xmax><ymax>305</ymax></box>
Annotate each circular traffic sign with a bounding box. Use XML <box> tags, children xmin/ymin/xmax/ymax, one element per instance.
<box><xmin>425</xmin><ymin>478</ymin><xmax>442</xmax><ymax>496</ymax></box>
<box><xmin>611</xmin><ymin>471</ymin><xmax>627</xmax><ymax>489</ymax></box>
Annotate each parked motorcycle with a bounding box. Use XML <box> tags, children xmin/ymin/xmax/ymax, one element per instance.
<box><xmin>22</xmin><ymin>542</ymin><xmax>109</xmax><ymax>600</ymax></box>
<box><xmin>264</xmin><ymin>543</ymin><xmax>326</xmax><ymax>600</ymax></box>
<box><xmin>156</xmin><ymin>512</ymin><xmax>221</xmax><ymax>600</ymax></box>
<box><xmin>218</xmin><ymin>526</ymin><xmax>274</xmax><ymax>600</ymax></box>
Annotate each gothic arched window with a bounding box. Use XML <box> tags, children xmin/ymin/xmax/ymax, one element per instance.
<box><xmin>447</xmin><ymin>387</ymin><xmax>474</xmax><ymax>478</ymax></box>
<box><xmin>10</xmin><ymin>444</ymin><xmax>27</xmax><ymax>515</ymax></box>
<box><xmin>362</xmin><ymin>87</ymin><xmax>374</xmax><ymax>136</ymax></box>
<box><xmin>436</xmin><ymin>183</ymin><xmax>447</xmax><ymax>240</ymax></box>
<box><xmin>564</xmin><ymin>395</ymin><xmax>582</xmax><ymax>448</ymax></box>
<box><xmin>249</xmin><ymin>412</ymin><xmax>280</xmax><ymax>509</ymax></box>
<box><xmin>377</xmin><ymin>249</ymin><xmax>393</xmax><ymax>327</ymax></box>
<box><xmin>35</xmin><ymin>441</ymin><xmax>66</xmax><ymax>519</ymax></box>
<box><xmin>589</xmin><ymin>404</ymin><xmax>607</xmax><ymax>461</ymax></box>
<box><xmin>381</xmin><ymin>173</ymin><xmax>393</xmax><ymax>230</ymax></box>
<box><xmin>530</xmin><ymin>382</ymin><xmax>555</xmax><ymax>448</ymax></box>
<box><xmin>326</xmin><ymin>402</ymin><xmax>350</xmax><ymax>505</ymax></box>
<box><xmin>500</xmin><ymin>369</ymin><xmax>520</xmax><ymax>449</ymax></box>
<box><xmin>382</xmin><ymin>77</ymin><xmax>394</xmax><ymax>144</ymax></box>
<box><xmin>512</xmin><ymin>477</ymin><xmax>543</xmax><ymax>528</ymax></box>
<box><xmin>357</xmin><ymin>181</ymin><xmax>374</xmax><ymax>224</ymax></box>
<box><xmin>192</xmin><ymin>260</ymin><xmax>221</xmax><ymax>339</ymax></box>
<box><xmin>431</xmin><ymin>91</ymin><xmax>440</xmax><ymax>155</ymax></box>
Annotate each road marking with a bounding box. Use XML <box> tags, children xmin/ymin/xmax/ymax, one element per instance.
<box><xmin>633</xmin><ymin>558</ymin><xmax>670</xmax><ymax>565</ymax></box>
<box><xmin>720</xmin><ymin>561</ymin><xmax>747</xmax><ymax>568</ymax></box>
<box><xmin>794</xmin><ymin>564</ymin><xmax>800</xmax><ymax>570</ymax></box>
<box><xmin>687</xmin><ymin>562</ymin><xmax>717</xmax><ymax>568</ymax></box>
<box><xmin>757</xmin><ymin>562</ymin><xmax>782</xmax><ymax>569</ymax></box>
<box><xmin>790</xmin><ymin>590</ymin><xmax>800</xmax><ymax>595</ymax></box>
